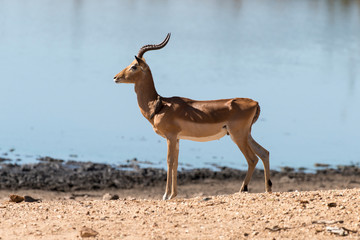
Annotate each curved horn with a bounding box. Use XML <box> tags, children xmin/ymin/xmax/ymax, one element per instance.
<box><xmin>137</xmin><ymin>33</ymin><xmax>171</xmax><ymax>59</ymax></box>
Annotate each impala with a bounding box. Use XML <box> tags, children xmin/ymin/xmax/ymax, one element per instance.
<box><xmin>114</xmin><ymin>33</ymin><xmax>272</xmax><ymax>200</ymax></box>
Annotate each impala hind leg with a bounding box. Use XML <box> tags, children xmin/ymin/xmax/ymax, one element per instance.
<box><xmin>229</xmin><ymin>132</ymin><xmax>259</xmax><ymax>192</ymax></box>
<box><xmin>163</xmin><ymin>137</ymin><xmax>179</xmax><ymax>200</ymax></box>
<box><xmin>248</xmin><ymin>135</ymin><xmax>272</xmax><ymax>192</ymax></box>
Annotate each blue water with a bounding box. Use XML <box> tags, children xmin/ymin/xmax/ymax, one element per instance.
<box><xmin>1</xmin><ymin>0</ymin><xmax>359</xmax><ymax>171</ymax></box>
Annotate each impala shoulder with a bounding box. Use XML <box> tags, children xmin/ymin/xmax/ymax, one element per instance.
<box><xmin>162</xmin><ymin>96</ymin><xmax>194</xmax><ymax>109</ymax></box>
<box><xmin>151</xmin><ymin>99</ymin><xmax>177</xmax><ymax>123</ymax></box>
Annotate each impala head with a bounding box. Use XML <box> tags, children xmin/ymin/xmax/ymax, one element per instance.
<box><xmin>114</xmin><ymin>33</ymin><xmax>171</xmax><ymax>84</ymax></box>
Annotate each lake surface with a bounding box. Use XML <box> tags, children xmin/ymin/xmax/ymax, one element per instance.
<box><xmin>1</xmin><ymin>0</ymin><xmax>360</xmax><ymax>171</ymax></box>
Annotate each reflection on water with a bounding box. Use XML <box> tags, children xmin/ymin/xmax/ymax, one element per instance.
<box><xmin>0</xmin><ymin>0</ymin><xmax>359</xmax><ymax>170</ymax></box>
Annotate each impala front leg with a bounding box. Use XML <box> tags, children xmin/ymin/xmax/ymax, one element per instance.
<box><xmin>163</xmin><ymin>137</ymin><xmax>179</xmax><ymax>200</ymax></box>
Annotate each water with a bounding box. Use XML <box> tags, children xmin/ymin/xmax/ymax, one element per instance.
<box><xmin>1</xmin><ymin>0</ymin><xmax>359</xmax><ymax>171</ymax></box>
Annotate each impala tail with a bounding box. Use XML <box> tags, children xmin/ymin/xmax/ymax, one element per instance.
<box><xmin>252</xmin><ymin>104</ymin><xmax>260</xmax><ymax>124</ymax></box>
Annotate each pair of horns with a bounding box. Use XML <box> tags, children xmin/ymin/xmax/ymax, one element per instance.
<box><xmin>137</xmin><ymin>33</ymin><xmax>171</xmax><ymax>59</ymax></box>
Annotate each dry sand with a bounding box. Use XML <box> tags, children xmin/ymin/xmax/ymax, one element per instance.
<box><xmin>0</xmin><ymin>178</ymin><xmax>359</xmax><ymax>239</ymax></box>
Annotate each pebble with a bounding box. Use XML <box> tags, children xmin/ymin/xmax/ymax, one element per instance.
<box><xmin>102</xmin><ymin>193</ymin><xmax>119</xmax><ymax>201</ymax></box>
<box><xmin>9</xmin><ymin>194</ymin><xmax>24</xmax><ymax>203</ymax></box>
<box><xmin>24</xmin><ymin>196</ymin><xmax>41</xmax><ymax>203</ymax></box>
<box><xmin>201</xmin><ymin>197</ymin><xmax>212</xmax><ymax>202</ymax></box>
<box><xmin>327</xmin><ymin>202</ymin><xmax>337</xmax><ymax>208</ymax></box>
<box><xmin>80</xmin><ymin>227</ymin><xmax>99</xmax><ymax>238</ymax></box>
<box><xmin>326</xmin><ymin>226</ymin><xmax>349</xmax><ymax>236</ymax></box>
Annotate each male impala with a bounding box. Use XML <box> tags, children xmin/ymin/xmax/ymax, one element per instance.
<box><xmin>114</xmin><ymin>34</ymin><xmax>272</xmax><ymax>200</ymax></box>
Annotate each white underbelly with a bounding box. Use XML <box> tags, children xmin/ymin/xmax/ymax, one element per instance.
<box><xmin>178</xmin><ymin>128</ymin><xmax>227</xmax><ymax>142</ymax></box>
<box><xmin>177</xmin><ymin>120</ymin><xmax>228</xmax><ymax>142</ymax></box>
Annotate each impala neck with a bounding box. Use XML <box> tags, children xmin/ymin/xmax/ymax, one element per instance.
<box><xmin>134</xmin><ymin>69</ymin><xmax>159</xmax><ymax>120</ymax></box>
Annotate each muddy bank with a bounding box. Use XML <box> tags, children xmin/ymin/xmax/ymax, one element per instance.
<box><xmin>1</xmin><ymin>158</ymin><xmax>359</xmax><ymax>192</ymax></box>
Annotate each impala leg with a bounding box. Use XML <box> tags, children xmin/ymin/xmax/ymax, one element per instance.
<box><xmin>163</xmin><ymin>156</ymin><xmax>172</xmax><ymax>200</ymax></box>
<box><xmin>248</xmin><ymin>135</ymin><xmax>272</xmax><ymax>192</ymax></box>
<box><xmin>230</xmin><ymin>132</ymin><xmax>259</xmax><ymax>192</ymax></box>
<box><xmin>170</xmin><ymin>139</ymin><xmax>179</xmax><ymax>199</ymax></box>
<box><xmin>163</xmin><ymin>138</ymin><xmax>173</xmax><ymax>200</ymax></box>
<box><xmin>163</xmin><ymin>137</ymin><xmax>179</xmax><ymax>200</ymax></box>
<box><xmin>239</xmin><ymin>146</ymin><xmax>259</xmax><ymax>192</ymax></box>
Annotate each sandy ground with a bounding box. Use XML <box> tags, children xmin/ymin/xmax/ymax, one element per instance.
<box><xmin>0</xmin><ymin>177</ymin><xmax>359</xmax><ymax>239</ymax></box>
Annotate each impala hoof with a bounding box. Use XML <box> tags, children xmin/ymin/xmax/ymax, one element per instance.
<box><xmin>163</xmin><ymin>193</ymin><xmax>170</xmax><ymax>200</ymax></box>
<box><xmin>266</xmin><ymin>179</ymin><xmax>272</xmax><ymax>193</ymax></box>
<box><xmin>266</xmin><ymin>187</ymin><xmax>272</xmax><ymax>193</ymax></box>
<box><xmin>169</xmin><ymin>193</ymin><xmax>177</xmax><ymax>200</ymax></box>
<box><xmin>162</xmin><ymin>192</ymin><xmax>177</xmax><ymax>200</ymax></box>
<box><xmin>240</xmin><ymin>185</ymin><xmax>248</xmax><ymax>192</ymax></box>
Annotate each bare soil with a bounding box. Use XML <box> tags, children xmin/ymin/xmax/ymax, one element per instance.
<box><xmin>0</xmin><ymin>176</ymin><xmax>359</xmax><ymax>239</ymax></box>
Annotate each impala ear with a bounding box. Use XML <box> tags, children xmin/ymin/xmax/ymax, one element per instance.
<box><xmin>135</xmin><ymin>56</ymin><xmax>146</xmax><ymax>66</ymax></box>
<box><xmin>134</xmin><ymin>56</ymin><xmax>148</xmax><ymax>71</ymax></box>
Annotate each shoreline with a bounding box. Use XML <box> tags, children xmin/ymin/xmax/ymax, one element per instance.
<box><xmin>1</xmin><ymin>158</ymin><xmax>359</xmax><ymax>194</ymax></box>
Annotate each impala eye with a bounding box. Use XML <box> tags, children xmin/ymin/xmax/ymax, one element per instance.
<box><xmin>130</xmin><ymin>65</ymin><xmax>137</xmax><ymax>71</ymax></box>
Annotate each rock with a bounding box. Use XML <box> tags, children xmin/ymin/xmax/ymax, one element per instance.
<box><xmin>298</xmin><ymin>167</ymin><xmax>307</xmax><ymax>172</ymax></box>
<box><xmin>279</xmin><ymin>176</ymin><xmax>295</xmax><ymax>183</ymax></box>
<box><xmin>0</xmin><ymin>157</ymin><xmax>11</xmax><ymax>162</ymax></box>
<box><xmin>80</xmin><ymin>227</ymin><xmax>99</xmax><ymax>238</ymax></box>
<box><xmin>37</xmin><ymin>156</ymin><xmax>64</xmax><ymax>163</ymax></box>
<box><xmin>327</xmin><ymin>202</ymin><xmax>337</xmax><ymax>208</ymax></box>
<box><xmin>280</xmin><ymin>166</ymin><xmax>295</xmax><ymax>173</ymax></box>
<box><xmin>314</xmin><ymin>163</ymin><xmax>330</xmax><ymax>168</ymax></box>
<box><xmin>24</xmin><ymin>195</ymin><xmax>42</xmax><ymax>203</ymax></box>
<box><xmin>201</xmin><ymin>197</ymin><xmax>212</xmax><ymax>202</ymax></box>
<box><xmin>9</xmin><ymin>194</ymin><xmax>24</xmax><ymax>203</ymax></box>
<box><xmin>102</xmin><ymin>193</ymin><xmax>119</xmax><ymax>201</ymax></box>
<box><xmin>326</xmin><ymin>226</ymin><xmax>348</xmax><ymax>236</ymax></box>
<box><xmin>265</xmin><ymin>225</ymin><xmax>290</xmax><ymax>232</ymax></box>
